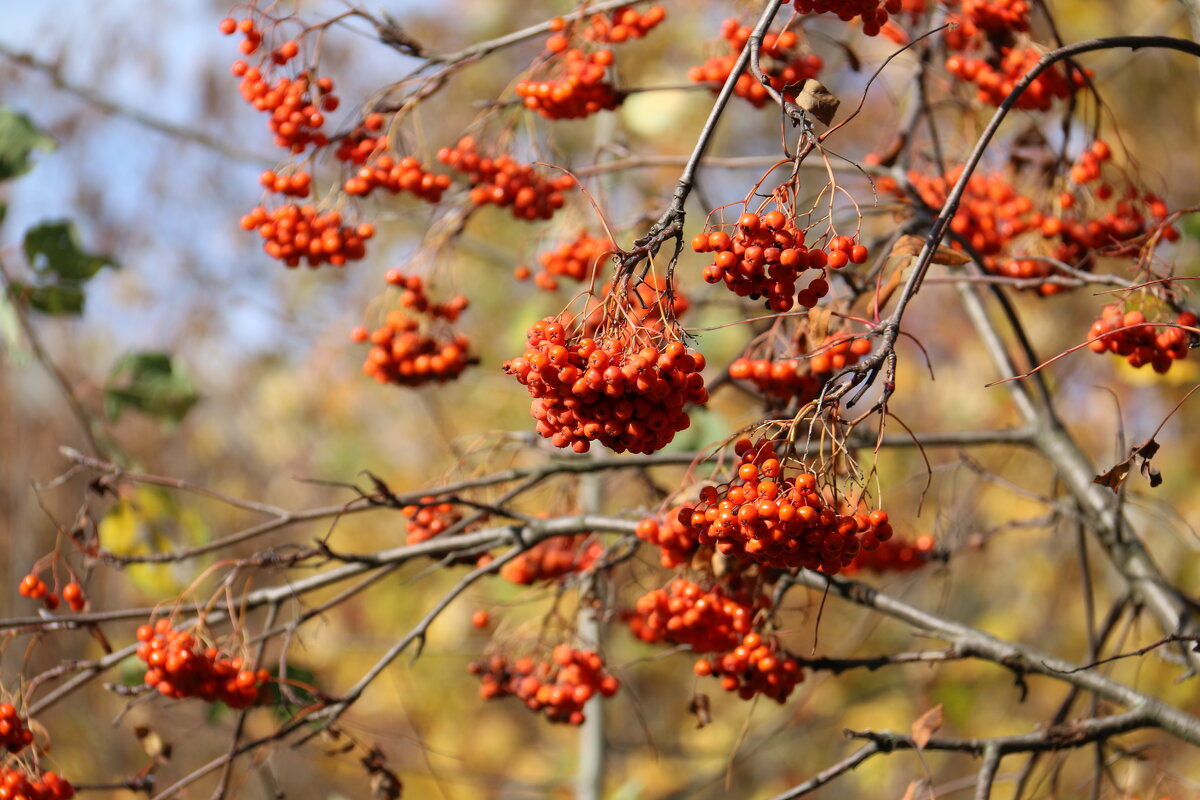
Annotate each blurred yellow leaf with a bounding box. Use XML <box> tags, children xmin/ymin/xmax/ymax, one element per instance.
<box><xmin>98</xmin><ymin>487</ymin><xmax>209</xmax><ymax>597</ymax></box>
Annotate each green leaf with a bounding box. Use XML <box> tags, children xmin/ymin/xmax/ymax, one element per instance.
<box><xmin>265</xmin><ymin>665</ymin><xmax>320</xmax><ymax>722</ymax></box>
<box><xmin>103</xmin><ymin>351</ymin><xmax>199</xmax><ymax>424</ymax></box>
<box><xmin>0</xmin><ymin>108</ymin><xmax>55</xmax><ymax>180</ymax></box>
<box><xmin>24</xmin><ymin>220</ymin><xmax>116</xmax><ymax>282</ymax></box>
<box><xmin>1181</xmin><ymin>212</ymin><xmax>1200</xmax><ymax>243</ymax></box>
<box><xmin>7</xmin><ymin>281</ymin><xmax>85</xmax><ymax>315</ymax></box>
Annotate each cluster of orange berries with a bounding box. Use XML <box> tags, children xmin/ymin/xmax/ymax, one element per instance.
<box><xmin>945</xmin><ymin>48</ymin><xmax>1080</xmax><ymax>110</ymax></box>
<box><xmin>516</xmin><ymin>233</ymin><xmax>610</xmax><ymax>290</ymax></box>
<box><xmin>351</xmin><ymin>271</ymin><xmax>472</xmax><ymax>387</ymax></box>
<box><xmin>499</xmin><ymin>535</ymin><xmax>604</xmax><ymax>585</ymax></box>
<box><xmin>675</xmin><ymin>438</ymin><xmax>894</xmax><ymax>573</ymax></box>
<box><xmin>688</xmin><ymin>20</ymin><xmax>823</xmax><ymax>108</ymax></box>
<box><xmin>0</xmin><ymin>704</ymin><xmax>34</xmax><ymax>754</ymax></box>
<box><xmin>1087</xmin><ymin>305</ymin><xmax>1197</xmax><ymax>374</ymax></box>
<box><xmin>400</xmin><ymin>498</ymin><xmax>463</xmax><ymax>545</ymax></box>
<box><xmin>240</xmin><ymin>205</ymin><xmax>372</xmax><ymax>267</ymax></box>
<box><xmin>627</xmin><ymin>579</ymin><xmax>763</xmax><ymax>655</ymax></box>
<box><xmin>788</xmin><ymin>0</ymin><xmax>902</xmax><ymax>36</ymax></box>
<box><xmin>635</xmin><ymin>509</ymin><xmax>702</xmax><ymax>568</ymax></box>
<box><xmin>333</xmin><ymin>111</ymin><xmax>450</xmax><ymax>203</ymax></box>
<box><xmin>259</xmin><ymin>168</ymin><xmax>311</xmax><ymax>198</ymax></box>
<box><xmin>727</xmin><ymin>334</ymin><xmax>870</xmax><ymax>406</ymax></box>
<box><xmin>578</xmin><ymin>5</ymin><xmax>666</xmax><ymax>43</ymax></box>
<box><xmin>843</xmin><ymin>534</ymin><xmax>937</xmax><ymax>575</ymax></box>
<box><xmin>957</xmin><ymin>0</ymin><xmax>1030</xmax><ymax>35</ymax></box>
<box><xmin>469</xmin><ymin>646</ymin><xmax>620</xmax><ymax>725</ymax></box>
<box><xmin>437</xmin><ymin>138</ymin><xmax>574</xmax><ymax>221</ymax></box>
<box><xmin>692</xmin><ymin>211</ymin><xmax>868</xmax><ymax>311</ymax></box>
<box><xmin>517</xmin><ymin>48</ymin><xmax>621</xmax><ymax>120</ymax></box>
<box><xmin>18</xmin><ymin>575</ymin><xmax>84</xmax><ymax>613</ymax></box>
<box><xmin>503</xmin><ymin>317</ymin><xmax>709</xmax><ymax>454</ymax></box>
<box><xmin>224</xmin><ymin>18</ymin><xmax>337</xmax><ymax>153</ymax></box>
<box><xmin>694</xmin><ymin>630</ymin><xmax>804</xmax><ymax>703</ymax></box>
<box><xmin>0</xmin><ymin>766</ymin><xmax>74</xmax><ymax>800</ymax></box>
<box><xmin>343</xmin><ymin>154</ymin><xmax>451</xmax><ymax>203</ymax></box>
<box><xmin>135</xmin><ymin>619</ymin><xmax>270</xmax><ymax>708</ymax></box>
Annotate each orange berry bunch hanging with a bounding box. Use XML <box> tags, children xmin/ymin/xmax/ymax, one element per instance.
<box><xmin>688</xmin><ymin>20</ymin><xmax>822</xmax><ymax>108</ymax></box>
<box><xmin>945</xmin><ymin>47</ymin><xmax>1080</xmax><ymax>110</ymax></box>
<box><xmin>400</xmin><ymin>497</ymin><xmax>463</xmax><ymax>545</ymax></box>
<box><xmin>0</xmin><ymin>703</ymin><xmax>34</xmax><ymax>754</ymax></box>
<box><xmin>843</xmin><ymin>534</ymin><xmax>937</xmax><ymax>575</ymax></box>
<box><xmin>518</xmin><ymin>232</ymin><xmax>610</xmax><ymax>291</ymax></box>
<box><xmin>224</xmin><ymin>18</ymin><xmax>337</xmax><ymax>154</ymax></box>
<box><xmin>729</xmin><ymin>357</ymin><xmax>822</xmax><ymax>406</ymax></box>
<box><xmin>692</xmin><ymin>211</ymin><xmax>868</xmax><ymax>312</ymax></box>
<box><xmin>1087</xmin><ymin>305</ymin><xmax>1197</xmax><ymax>374</ymax></box>
<box><xmin>503</xmin><ymin>316</ymin><xmax>708</xmax><ymax>454</ymax></box>
<box><xmin>627</xmin><ymin>579</ymin><xmax>765</xmax><ymax>655</ymax></box>
<box><xmin>17</xmin><ymin>572</ymin><xmax>54</xmax><ymax>609</ymax></box>
<box><xmin>693</xmin><ymin>630</ymin><xmax>804</xmax><ymax>703</ymax></box>
<box><xmin>135</xmin><ymin>619</ymin><xmax>271</xmax><ymax>708</ymax></box>
<box><xmin>333</xmin><ymin>113</ymin><xmax>388</xmax><ymax>165</ymax></box>
<box><xmin>342</xmin><ymin>153</ymin><xmax>451</xmax><ymax>202</ymax></box>
<box><xmin>0</xmin><ymin>765</ymin><xmax>74</xmax><ymax>800</ymax></box>
<box><xmin>468</xmin><ymin>646</ymin><xmax>620</xmax><ymax>725</ymax></box>
<box><xmin>808</xmin><ymin>332</ymin><xmax>873</xmax><ymax>375</ymax></box>
<box><xmin>788</xmin><ymin>0</ymin><xmax>901</xmax><ymax>36</ymax></box>
<box><xmin>635</xmin><ymin>510</ymin><xmax>703</xmax><ymax>568</ymax></box>
<box><xmin>517</xmin><ymin>48</ymin><xmax>621</xmax><ymax>120</ymax></box>
<box><xmin>258</xmin><ymin>168</ymin><xmax>312</xmax><ymax>198</ymax></box>
<box><xmin>675</xmin><ymin>438</ymin><xmax>893</xmax><ymax>574</ymax></box>
<box><xmin>437</xmin><ymin>138</ymin><xmax>574</xmax><ymax>221</ymax></box>
<box><xmin>579</xmin><ymin>5</ymin><xmax>666</xmax><ymax>43</ymax></box>
<box><xmin>351</xmin><ymin>271</ymin><xmax>473</xmax><ymax>387</ymax></box>
<box><xmin>499</xmin><ymin>534</ymin><xmax>604</xmax><ymax>585</ymax></box>
<box><xmin>240</xmin><ymin>205</ymin><xmax>372</xmax><ymax>267</ymax></box>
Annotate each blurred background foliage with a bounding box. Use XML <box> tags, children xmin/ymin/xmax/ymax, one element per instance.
<box><xmin>0</xmin><ymin>0</ymin><xmax>1199</xmax><ymax>797</ymax></box>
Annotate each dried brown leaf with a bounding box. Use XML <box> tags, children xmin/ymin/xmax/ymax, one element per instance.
<box><xmin>911</xmin><ymin>703</ymin><xmax>943</xmax><ymax>749</ymax></box>
<box><xmin>796</xmin><ymin>79</ymin><xmax>839</xmax><ymax>126</ymax></box>
<box><xmin>689</xmin><ymin>692</ymin><xmax>712</xmax><ymax>728</ymax></box>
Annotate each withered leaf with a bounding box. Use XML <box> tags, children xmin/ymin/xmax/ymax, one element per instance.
<box><xmin>134</xmin><ymin>725</ymin><xmax>172</xmax><ymax>763</ymax></box>
<box><xmin>807</xmin><ymin>306</ymin><xmax>832</xmax><ymax>343</ymax></box>
<box><xmin>689</xmin><ymin>692</ymin><xmax>712</xmax><ymax>729</ymax></box>
<box><xmin>795</xmin><ymin>79</ymin><xmax>839</xmax><ymax>126</ymax></box>
<box><xmin>1094</xmin><ymin>437</ymin><xmax>1161</xmax><ymax>492</ymax></box>
<box><xmin>911</xmin><ymin>703</ymin><xmax>943</xmax><ymax>749</ymax></box>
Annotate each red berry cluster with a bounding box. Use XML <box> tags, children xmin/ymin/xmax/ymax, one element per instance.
<box><xmin>729</xmin><ymin>358</ymin><xmax>821</xmax><ymax>405</ymax></box>
<box><xmin>809</xmin><ymin>332</ymin><xmax>873</xmax><ymax>375</ymax></box>
<box><xmin>343</xmin><ymin>154</ymin><xmax>451</xmax><ymax>203</ymax></box>
<box><xmin>958</xmin><ymin>0</ymin><xmax>1030</xmax><ymax>35</ymax></box>
<box><xmin>579</xmin><ymin>5</ymin><xmax>666</xmax><ymax>43</ymax></box>
<box><xmin>333</xmin><ymin>113</ymin><xmax>388</xmax><ymax>164</ymax></box>
<box><xmin>906</xmin><ymin>143</ymin><xmax>1174</xmax><ymax>294</ymax></box>
<box><xmin>224</xmin><ymin>17</ymin><xmax>337</xmax><ymax>154</ymax></box>
<box><xmin>503</xmin><ymin>317</ymin><xmax>709</xmax><ymax>454</ymax></box>
<box><xmin>499</xmin><ymin>534</ymin><xmax>604</xmax><ymax>585</ymax></box>
<box><xmin>517</xmin><ymin>233</ymin><xmax>610</xmax><ymax>291</ymax></box>
<box><xmin>788</xmin><ymin>0</ymin><xmax>901</xmax><ymax>36</ymax></box>
<box><xmin>0</xmin><ymin>766</ymin><xmax>74</xmax><ymax>800</ymax></box>
<box><xmin>400</xmin><ymin>497</ymin><xmax>463</xmax><ymax>545</ymax></box>
<box><xmin>240</xmin><ymin>205</ymin><xmax>373</xmax><ymax>267</ymax></box>
<box><xmin>1087</xmin><ymin>305</ymin><xmax>1197</xmax><ymax>374</ymax></box>
<box><xmin>437</xmin><ymin>138</ymin><xmax>574</xmax><ymax>221</ymax></box>
<box><xmin>688</xmin><ymin>20</ymin><xmax>823</xmax><ymax>108</ymax></box>
<box><xmin>136</xmin><ymin>619</ymin><xmax>270</xmax><ymax>709</ymax></box>
<box><xmin>693</xmin><ymin>631</ymin><xmax>804</xmax><ymax>703</ymax></box>
<box><xmin>692</xmin><ymin>211</ymin><xmax>868</xmax><ymax>312</ymax></box>
<box><xmin>0</xmin><ymin>703</ymin><xmax>33</xmax><ymax>754</ymax></box>
<box><xmin>675</xmin><ymin>438</ymin><xmax>893</xmax><ymax>573</ymax></box>
<box><xmin>17</xmin><ymin>574</ymin><xmax>83</xmax><ymax>613</ymax></box>
<box><xmin>517</xmin><ymin>48</ymin><xmax>621</xmax><ymax>120</ymax></box>
<box><xmin>843</xmin><ymin>534</ymin><xmax>937</xmax><ymax>575</ymax></box>
<box><xmin>635</xmin><ymin>510</ymin><xmax>702</xmax><ymax>568</ymax></box>
<box><xmin>945</xmin><ymin>48</ymin><xmax>1080</xmax><ymax>110</ymax></box>
<box><xmin>468</xmin><ymin>646</ymin><xmax>620</xmax><ymax>725</ymax></box>
<box><xmin>259</xmin><ymin>168</ymin><xmax>312</xmax><ymax>198</ymax></box>
<box><xmin>351</xmin><ymin>271</ymin><xmax>472</xmax><ymax>387</ymax></box>
<box><xmin>627</xmin><ymin>579</ymin><xmax>763</xmax><ymax>654</ymax></box>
